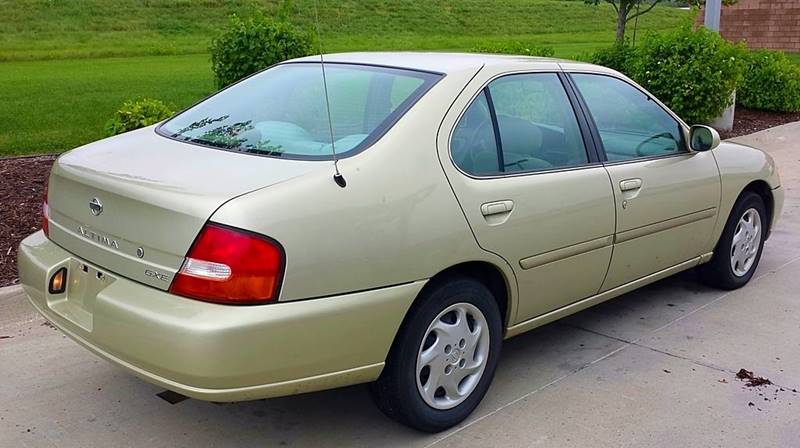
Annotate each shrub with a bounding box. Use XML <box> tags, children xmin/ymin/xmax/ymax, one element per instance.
<box><xmin>105</xmin><ymin>98</ymin><xmax>174</xmax><ymax>136</ymax></box>
<box><xmin>590</xmin><ymin>43</ymin><xmax>637</xmax><ymax>74</ymax></box>
<box><xmin>470</xmin><ymin>42</ymin><xmax>555</xmax><ymax>57</ymax></box>
<box><xmin>210</xmin><ymin>14</ymin><xmax>314</xmax><ymax>89</ymax></box>
<box><xmin>628</xmin><ymin>26</ymin><xmax>745</xmax><ymax>124</ymax></box>
<box><xmin>738</xmin><ymin>50</ymin><xmax>800</xmax><ymax>113</ymax></box>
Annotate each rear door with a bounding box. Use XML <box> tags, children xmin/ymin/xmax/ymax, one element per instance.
<box><xmin>439</xmin><ymin>67</ymin><xmax>616</xmax><ymax>324</ymax></box>
<box><xmin>568</xmin><ymin>72</ymin><xmax>721</xmax><ymax>290</ymax></box>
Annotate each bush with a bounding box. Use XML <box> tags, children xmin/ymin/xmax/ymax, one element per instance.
<box><xmin>470</xmin><ymin>42</ymin><xmax>555</xmax><ymax>57</ymax></box>
<box><xmin>105</xmin><ymin>98</ymin><xmax>174</xmax><ymax>136</ymax></box>
<box><xmin>628</xmin><ymin>26</ymin><xmax>745</xmax><ymax>124</ymax></box>
<box><xmin>738</xmin><ymin>50</ymin><xmax>800</xmax><ymax>113</ymax></box>
<box><xmin>210</xmin><ymin>14</ymin><xmax>314</xmax><ymax>89</ymax></box>
<box><xmin>590</xmin><ymin>43</ymin><xmax>637</xmax><ymax>74</ymax></box>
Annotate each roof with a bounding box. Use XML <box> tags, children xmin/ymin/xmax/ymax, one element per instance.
<box><xmin>290</xmin><ymin>51</ymin><xmax>600</xmax><ymax>75</ymax></box>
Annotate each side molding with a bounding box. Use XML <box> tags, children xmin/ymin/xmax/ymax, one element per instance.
<box><xmin>615</xmin><ymin>208</ymin><xmax>717</xmax><ymax>244</ymax></box>
<box><xmin>505</xmin><ymin>255</ymin><xmax>710</xmax><ymax>338</ymax></box>
<box><xmin>519</xmin><ymin>235</ymin><xmax>613</xmax><ymax>270</ymax></box>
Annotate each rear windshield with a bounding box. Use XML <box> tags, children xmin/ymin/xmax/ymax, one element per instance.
<box><xmin>158</xmin><ymin>62</ymin><xmax>441</xmax><ymax>159</ymax></box>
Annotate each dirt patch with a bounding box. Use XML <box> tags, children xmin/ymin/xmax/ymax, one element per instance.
<box><xmin>720</xmin><ymin>108</ymin><xmax>800</xmax><ymax>139</ymax></box>
<box><xmin>0</xmin><ymin>155</ymin><xmax>56</xmax><ymax>286</ymax></box>
<box><xmin>736</xmin><ymin>368</ymin><xmax>773</xmax><ymax>388</ymax></box>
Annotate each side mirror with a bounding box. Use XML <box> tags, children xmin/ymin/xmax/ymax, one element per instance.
<box><xmin>689</xmin><ymin>125</ymin><xmax>720</xmax><ymax>152</ymax></box>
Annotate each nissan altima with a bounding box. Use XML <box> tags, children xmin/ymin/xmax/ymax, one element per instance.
<box><xmin>18</xmin><ymin>52</ymin><xmax>783</xmax><ymax>432</ymax></box>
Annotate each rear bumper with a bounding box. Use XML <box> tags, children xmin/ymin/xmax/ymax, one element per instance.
<box><xmin>18</xmin><ymin>231</ymin><xmax>422</xmax><ymax>401</ymax></box>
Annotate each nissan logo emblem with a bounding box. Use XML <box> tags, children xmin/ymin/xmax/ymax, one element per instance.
<box><xmin>89</xmin><ymin>197</ymin><xmax>103</xmax><ymax>216</ymax></box>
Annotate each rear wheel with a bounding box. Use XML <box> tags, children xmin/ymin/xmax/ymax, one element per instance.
<box><xmin>369</xmin><ymin>276</ymin><xmax>502</xmax><ymax>433</ymax></box>
<box><xmin>700</xmin><ymin>192</ymin><xmax>767</xmax><ymax>289</ymax></box>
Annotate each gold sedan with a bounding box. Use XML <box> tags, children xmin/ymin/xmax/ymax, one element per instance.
<box><xmin>18</xmin><ymin>53</ymin><xmax>782</xmax><ymax>432</ymax></box>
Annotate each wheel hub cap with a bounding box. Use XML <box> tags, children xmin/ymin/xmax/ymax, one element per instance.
<box><xmin>730</xmin><ymin>208</ymin><xmax>762</xmax><ymax>277</ymax></box>
<box><xmin>415</xmin><ymin>302</ymin><xmax>490</xmax><ymax>410</ymax></box>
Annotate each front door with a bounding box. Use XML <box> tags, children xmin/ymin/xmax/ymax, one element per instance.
<box><xmin>569</xmin><ymin>73</ymin><xmax>721</xmax><ymax>290</ymax></box>
<box><xmin>441</xmin><ymin>71</ymin><xmax>616</xmax><ymax>323</ymax></box>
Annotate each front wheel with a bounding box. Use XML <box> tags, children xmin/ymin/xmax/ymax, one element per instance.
<box><xmin>700</xmin><ymin>191</ymin><xmax>767</xmax><ymax>289</ymax></box>
<box><xmin>369</xmin><ymin>276</ymin><xmax>502</xmax><ymax>433</ymax></box>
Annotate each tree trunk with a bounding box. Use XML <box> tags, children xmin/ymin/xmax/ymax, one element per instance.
<box><xmin>615</xmin><ymin>2</ymin><xmax>629</xmax><ymax>43</ymax></box>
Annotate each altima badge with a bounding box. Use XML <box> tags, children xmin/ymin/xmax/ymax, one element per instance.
<box><xmin>78</xmin><ymin>225</ymin><xmax>119</xmax><ymax>249</ymax></box>
<box><xmin>89</xmin><ymin>197</ymin><xmax>103</xmax><ymax>216</ymax></box>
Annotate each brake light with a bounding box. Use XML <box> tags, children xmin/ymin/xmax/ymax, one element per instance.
<box><xmin>42</xmin><ymin>182</ymin><xmax>50</xmax><ymax>237</ymax></box>
<box><xmin>169</xmin><ymin>224</ymin><xmax>284</xmax><ymax>304</ymax></box>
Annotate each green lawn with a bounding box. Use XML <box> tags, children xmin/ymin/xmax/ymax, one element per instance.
<box><xmin>0</xmin><ymin>55</ymin><xmax>214</xmax><ymax>156</ymax></box>
<box><xmin>0</xmin><ymin>0</ymin><xmax>692</xmax><ymax>156</ymax></box>
<box><xmin>0</xmin><ymin>0</ymin><xmax>688</xmax><ymax>61</ymax></box>
<box><xmin>785</xmin><ymin>52</ymin><xmax>800</xmax><ymax>66</ymax></box>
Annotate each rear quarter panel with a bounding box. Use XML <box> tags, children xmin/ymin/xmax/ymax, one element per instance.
<box><xmin>210</xmin><ymin>65</ymin><xmax>520</xmax><ymax>318</ymax></box>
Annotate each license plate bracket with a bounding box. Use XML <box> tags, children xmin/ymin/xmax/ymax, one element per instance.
<box><xmin>46</xmin><ymin>259</ymin><xmax>115</xmax><ymax>332</ymax></box>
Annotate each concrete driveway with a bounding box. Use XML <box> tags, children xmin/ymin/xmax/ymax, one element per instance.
<box><xmin>2</xmin><ymin>123</ymin><xmax>799</xmax><ymax>447</ymax></box>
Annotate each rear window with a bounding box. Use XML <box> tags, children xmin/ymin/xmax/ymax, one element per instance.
<box><xmin>158</xmin><ymin>63</ymin><xmax>441</xmax><ymax>159</ymax></box>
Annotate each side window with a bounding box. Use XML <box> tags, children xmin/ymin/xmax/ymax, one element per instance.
<box><xmin>571</xmin><ymin>74</ymin><xmax>686</xmax><ymax>162</ymax></box>
<box><xmin>451</xmin><ymin>73</ymin><xmax>589</xmax><ymax>176</ymax></box>
<box><xmin>488</xmin><ymin>73</ymin><xmax>589</xmax><ymax>173</ymax></box>
<box><xmin>390</xmin><ymin>76</ymin><xmax>425</xmax><ymax>108</ymax></box>
<box><xmin>451</xmin><ymin>91</ymin><xmax>500</xmax><ymax>175</ymax></box>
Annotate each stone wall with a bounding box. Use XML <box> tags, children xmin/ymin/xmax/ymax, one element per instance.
<box><xmin>700</xmin><ymin>0</ymin><xmax>800</xmax><ymax>52</ymax></box>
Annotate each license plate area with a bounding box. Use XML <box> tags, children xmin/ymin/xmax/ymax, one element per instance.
<box><xmin>46</xmin><ymin>259</ymin><xmax>115</xmax><ymax>332</ymax></box>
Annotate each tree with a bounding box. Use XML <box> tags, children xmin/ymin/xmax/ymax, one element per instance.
<box><xmin>585</xmin><ymin>0</ymin><xmax>738</xmax><ymax>43</ymax></box>
<box><xmin>584</xmin><ymin>1</ymin><xmax>665</xmax><ymax>43</ymax></box>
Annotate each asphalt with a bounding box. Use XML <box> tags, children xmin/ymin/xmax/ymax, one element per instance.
<box><xmin>2</xmin><ymin>123</ymin><xmax>799</xmax><ymax>447</ymax></box>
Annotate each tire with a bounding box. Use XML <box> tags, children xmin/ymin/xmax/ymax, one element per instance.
<box><xmin>700</xmin><ymin>191</ymin><xmax>767</xmax><ymax>290</ymax></box>
<box><xmin>369</xmin><ymin>276</ymin><xmax>503</xmax><ymax>433</ymax></box>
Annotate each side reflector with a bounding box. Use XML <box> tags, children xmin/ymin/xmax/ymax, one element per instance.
<box><xmin>169</xmin><ymin>224</ymin><xmax>284</xmax><ymax>305</ymax></box>
<box><xmin>49</xmin><ymin>267</ymin><xmax>67</xmax><ymax>294</ymax></box>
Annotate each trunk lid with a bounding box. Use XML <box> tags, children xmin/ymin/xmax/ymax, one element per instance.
<box><xmin>47</xmin><ymin>126</ymin><xmax>320</xmax><ymax>290</ymax></box>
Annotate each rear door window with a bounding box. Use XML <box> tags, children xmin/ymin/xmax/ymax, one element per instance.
<box><xmin>451</xmin><ymin>91</ymin><xmax>500</xmax><ymax>175</ymax></box>
<box><xmin>451</xmin><ymin>73</ymin><xmax>589</xmax><ymax>176</ymax></box>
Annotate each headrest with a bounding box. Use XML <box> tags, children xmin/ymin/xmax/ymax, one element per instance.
<box><xmin>496</xmin><ymin>115</ymin><xmax>543</xmax><ymax>157</ymax></box>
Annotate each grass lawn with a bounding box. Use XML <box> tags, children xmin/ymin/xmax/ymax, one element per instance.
<box><xmin>0</xmin><ymin>55</ymin><xmax>215</xmax><ymax>156</ymax></box>
<box><xmin>0</xmin><ymin>0</ymin><xmax>688</xmax><ymax>61</ymax></box>
<box><xmin>1</xmin><ymin>0</ymin><xmax>693</xmax><ymax>156</ymax></box>
<box><xmin>785</xmin><ymin>52</ymin><xmax>800</xmax><ymax>66</ymax></box>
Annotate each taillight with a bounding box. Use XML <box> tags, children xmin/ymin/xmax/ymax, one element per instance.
<box><xmin>42</xmin><ymin>182</ymin><xmax>50</xmax><ymax>237</ymax></box>
<box><xmin>169</xmin><ymin>224</ymin><xmax>284</xmax><ymax>305</ymax></box>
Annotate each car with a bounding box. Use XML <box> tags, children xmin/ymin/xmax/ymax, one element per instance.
<box><xmin>18</xmin><ymin>52</ymin><xmax>783</xmax><ymax>432</ymax></box>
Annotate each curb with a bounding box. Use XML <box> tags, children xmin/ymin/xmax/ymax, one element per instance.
<box><xmin>727</xmin><ymin>120</ymin><xmax>800</xmax><ymax>144</ymax></box>
<box><xmin>0</xmin><ymin>153</ymin><xmax>59</xmax><ymax>161</ymax></box>
<box><xmin>0</xmin><ymin>284</ymin><xmax>23</xmax><ymax>298</ymax></box>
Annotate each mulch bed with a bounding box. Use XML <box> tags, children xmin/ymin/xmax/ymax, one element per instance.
<box><xmin>0</xmin><ymin>155</ymin><xmax>56</xmax><ymax>287</ymax></box>
<box><xmin>0</xmin><ymin>107</ymin><xmax>798</xmax><ymax>287</ymax></box>
<box><xmin>720</xmin><ymin>107</ymin><xmax>800</xmax><ymax>139</ymax></box>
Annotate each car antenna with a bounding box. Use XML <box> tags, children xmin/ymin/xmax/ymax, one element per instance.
<box><xmin>313</xmin><ymin>0</ymin><xmax>346</xmax><ymax>188</ymax></box>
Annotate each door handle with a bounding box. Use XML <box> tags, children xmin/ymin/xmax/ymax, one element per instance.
<box><xmin>620</xmin><ymin>178</ymin><xmax>643</xmax><ymax>192</ymax></box>
<box><xmin>481</xmin><ymin>200</ymin><xmax>514</xmax><ymax>217</ymax></box>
